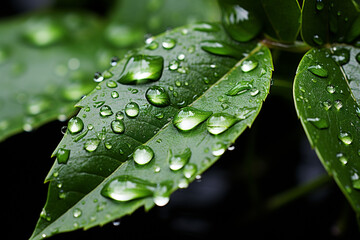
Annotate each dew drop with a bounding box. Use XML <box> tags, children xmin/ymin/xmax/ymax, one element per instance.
<box><xmin>306</xmin><ymin>117</ymin><xmax>329</xmax><ymax>129</ymax></box>
<box><xmin>110</xmin><ymin>56</ymin><xmax>120</xmax><ymax>66</ymax></box>
<box><xmin>338</xmin><ymin>132</ymin><xmax>353</xmax><ymax>145</ymax></box>
<box><xmin>111</xmin><ymin>91</ymin><xmax>119</xmax><ymax>98</ymax></box>
<box><xmin>56</xmin><ymin>148</ymin><xmax>70</xmax><ymax>164</ymax></box>
<box><xmin>331</xmin><ymin>48</ymin><xmax>350</xmax><ymax>65</ymax></box>
<box><xmin>241</xmin><ymin>60</ymin><xmax>258</xmax><ymax>72</ymax></box>
<box><xmin>117</xmin><ymin>54</ymin><xmax>164</xmax><ymax>85</ymax></box>
<box><xmin>168</xmin><ymin>148</ymin><xmax>191</xmax><ymax>171</ymax></box>
<box><xmin>145</xmin><ymin>86</ymin><xmax>170</xmax><ymax>107</ymax></box>
<box><xmin>168</xmin><ymin>60</ymin><xmax>179</xmax><ymax>71</ymax></box>
<box><xmin>162</xmin><ymin>38</ymin><xmax>176</xmax><ymax>49</ymax></box>
<box><xmin>226</xmin><ymin>81</ymin><xmax>253</xmax><ymax>96</ymax></box>
<box><xmin>73</xmin><ymin>208</ymin><xmax>82</xmax><ymax>218</ymax></box>
<box><xmin>173</xmin><ymin>107</ymin><xmax>212</xmax><ymax>131</ymax></box>
<box><xmin>307</xmin><ymin>64</ymin><xmax>328</xmax><ymax>77</ymax></box>
<box><xmin>111</xmin><ymin>120</ymin><xmax>125</xmax><ymax>134</ymax></box>
<box><xmin>336</xmin><ymin>152</ymin><xmax>348</xmax><ymax>165</ymax></box>
<box><xmin>84</xmin><ymin>138</ymin><xmax>101</xmax><ymax>152</ymax></box>
<box><xmin>153</xmin><ymin>182</ymin><xmax>172</xmax><ymax>206</ymax></box>
<box><xmin>93</xmin><ymin>72</ymin><xmax>104</xmax><ymax>82</ymax></box>
<box><xmin>212</xmin><ymin>142</ymin><xmax>227</xmax><ymax>156</ymax></box>
<box><xmin>183</xmin><ymin>163</ymin><xmax>197</xmax><ymax>179</ymax></box>
<box><xmin>334</xmin><ymin>100</ymin><xmax>343</xmax><ymax>110</ymax></box>
<box><xmin>100</xmin><ymin>105</ymin><xmax>113</xmax><ymax>117</ymax></box>
<box><xmin>101</xmin><ymin>175</ymin><xmax>154</xmax><ymax>201</ymax></box>
<box><xmin>326</xmin><ymin>85</ymin><xmax>335</xmax><ymax>94</ymax></box>
<box><xmin>207</xmin><ymin>113</ymin><xmax>239</xmax><ymax>135</ymax></box>
<box><xmin>125</xmin><ymin>102</ymin><xmax>140</xmax><ymax>117</ymax></box>
<box><xmin>133</xmin><ymin>145</ymin><xmax>154</xmax><ymax>165</ymax></box>
<box><xmin>67</xmin><ymin>117</ymin><xmax>84</xmax><ymax>134</ymax></box>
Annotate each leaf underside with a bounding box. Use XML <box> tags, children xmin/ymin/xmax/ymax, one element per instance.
<box><xmin>31</xmin><ymin>23</ymin><xmax>273</xmax><ymax>239</ymax></box>
<box><xmin>0</xmin><ymin>11</ymin><xmax>113</xmax><ymax>142</ymax></box>
<box><xmin>294</xmin><ymin>46</ymin><xmax>360</xmax><ymax>215</ymax></box>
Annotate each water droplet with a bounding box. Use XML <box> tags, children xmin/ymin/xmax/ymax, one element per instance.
<box><xmin>331</xmin><ymin>48</ymin><xmax>350</xmax><ymax>65</ymax></box>
<box><xmin>307</xmin><ymin>64</ymin><xmax>328</xmax><ymax>77</ymax></box>
<box><xmin>125</xmin><ymin>102</ymin><xmax>140</xmax><ymax>117</ymax></box>
<box><xmin>100</xmin><ymin>105</ymin><xmax>113</xmax><ymax>117</ymax></box>
<box><xmin>193</xmin><ymin>22</ymin><xmax>220</xmax><ymax>32</ymax></box>
<box><xmin>73</xmin><ymin>208</ymin><xmax>82</xmax><ymax>218</ymax></box>
<box><xmin>162</xmin><ymin>38</ymin><xmax>176</xmax><ymax>49</ymax></box>
<box><xmin>334</xmin><ymin>100</ymin><xmax>343</xmax><ymax>110</ymax></box>
<box><xmin>322</xmin><ymin>100</ymin><xmax>332</xmax><ymax>111</ymax></box>
<box><xmin>241</xmin><ymin>60</ymin><xmax>258</xmax><ymax>72</ymax></box>
<box><xmin>351</xmin><ymin>173</ymin><xmax>360</xmax><ymax>189</ymax></box>
<box><xmin>145</xmin><ymin>86</ymin><xmax>170</xmax><ymax>107</ymax></box>
<box><xmin>336</xmin><ymin>152</ymin><xmax>348</xmax><ymax>165</ymax></box>
<box><xmin>115</xmin><ymin>111</ymin><xmax>125</xmax><ymax>120</ymax></box>
<box><xmin>173</xmin><ymin>107</ymin><xmax>212</xmax><ymax>131</ymax></box>
<box><xmin>200</xmin><ymin>40</ymin><xmax>243</xmax><ymax>59</ymax></box>
<box><xmin>207</xmin><ymin>113</ymin><xmax>239</xmax><ymax>135</ymax></box>
<box><xmin>153</xmin><ymin>182</ymin><xmax>172</xmax><ymax>206</ymax></box>
<box><xmin>133</xmin><ymin>145</ymin><xmax>154</xmax><ymax>165</ymax></box>
<box><xmin>117</xmin><ymin>54</ymin><xmax>164</xmax><ymax>85</ymax></box>
<box><xmin>111</xmin><ymin>120</ymin><xmax>125</xmax><ymax>134</ymax></box>
<box><xmin>326</xmin><ymin>85</ymin><xmax>335</xmax><ymax>94</ymax></box>
<box><xmin>110</xmin><ymin>56</ymin><xmax>120</xmax><ymax>66</ymax></box>
<box><xmin>168</xmin><ymin>148</ymin><xmax>191</xmax><ymax>171</ymax></box>
<box><xmin>177</xmin><ymin>54</ymin><xmax>185</xmax><ymax>61</ymax></box>
<box><xmin>111</xmin><ymin>91</ymin><xmax>119</xmax><ymax>98</ymax></box>
<box><xmin>40</xmin><ymin>208</ymin><xmax>51</xmax><ymax>221</ymax></box>
<box><xmin>313</xmin><ymin>35</ymin><xmax>324</xmax><ymax>46</ymax></box>
<box><xmin>316</xmin><ymin>0</ymin><xmax>325</xmax><ymax>10</ymax></box>
<box><xmin>168</xmin><ymin>60</ymin><xmax>179</xmax><ymax>71</ymax></box>
<box><xmin>306</xmin><ymin>117</ymin><xmax>329</xmax><ymax>129</ymax></box>
<box><xmin>22</xmin><ymin>18</ymin><xmax>65</xmax><ymax>47</ymax></box>
<box><xmin>94</xmin><ymin>72</ymin><xmax>104</xmax><ymax>82</ymax></box>
<box><xmin>183</xmin><ymin>163</ymin><xmax>197</xmax><ymax>179</ymax></box>
<box><xmin>101</xmin><ymin>175</ymin><xmax>154</xmax><ymax>201</ymax></box>
<box><xmin>338</xmin><ymin>132</ymin><xmax>353</xmax><ymax>145</ymax></box>
<box><xmin>67</xmin><ymin>117</ymin><xmax>84</xmax><ymax>134</ymax></box>
<box><xmin>226</xmin><ymin>81</ymin><xmax>253</xmax><ymax>96</ymax></box>
<box><xmin>212</xmin><ymin>142</ymin><xmax>227</xmax><ymax>156</ymax></box>
<box><xmin>106</xmin><ymin>80</ymin><xmax>118</xmax><ymax>88</ymax></box>
<box><xmin>56</xmin><ymin>148</ymin><xmax>70</xmax><ymax>164</ymax></box>
<box><xmin>145</xmin><ymin>40</ymin><xmax>159</xmax><ymax>50</ymax></box>
<box><xmin>84</xmin><ymin>138</ymin><xmax>101</xmax><ymax>152</ymax></box>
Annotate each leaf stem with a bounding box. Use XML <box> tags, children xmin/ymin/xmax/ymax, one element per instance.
<box><xmin>266</xmin><ymin>174</ymin><xmax>332</xmax><ymax>211</ymax></box>
<box><xmin>260</xmin><ymin>38</ymin><xmax>311</xmax><ymax>53</ymax></box>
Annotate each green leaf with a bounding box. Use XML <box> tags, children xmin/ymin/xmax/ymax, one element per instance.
<box><xmin>301</xmin><ymin>0</ymin><xmax>360</xmax><ymax>46</ymax></box>
<box><xmin>30</xmin><ymin>23</ymin><xmax>273</xmax><ymax>239</ymax></box>
<box><xmin>293</xmin><ymin>46</ymin><xmax>360</xmax><ymax>216</ymax></box>
<box><xmin>0</xmin><ymin>11</ymin><xmax>113</xmax><ymax>142</ymax></box>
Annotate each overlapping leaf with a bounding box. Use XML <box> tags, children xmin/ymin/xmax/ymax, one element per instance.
<box><xmin>30</xmin><ymin>23</ymin><xmax>273</xmax><ymax>239</ymax></box>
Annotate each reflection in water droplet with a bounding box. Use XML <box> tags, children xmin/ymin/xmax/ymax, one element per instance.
<box><xmin>168</xmin><ymin>148</ymin><xmax>191</xmax><ymax>171</ymax></box>
<box><xmin>133</xmin><ymin>145</ymin><xmax>154</xmax><ymax>165</ymax></box>
<box><xmin>117</xmin><ymin>55</ymin><xmax>164</xmax><ymax>85</ymax></box>
<box><xmin>153</xmin><ymin>182</ymin><xmax>172</xmax><ymax>206</ymax></box>
<box><xmin>326</xmin><ymin>85</ymin><xmax>335</xmax><ymax>94</ymax></box>
<box><xmin>173</xmin><ymin>107</ymin><xmax>212</xmax><ymax>131</ymax></box>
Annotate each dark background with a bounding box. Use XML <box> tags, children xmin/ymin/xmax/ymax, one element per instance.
<box><xmin>1</xmin><ymin>1</ymin><xmax>360</xmax><ymax>239</ymax></box>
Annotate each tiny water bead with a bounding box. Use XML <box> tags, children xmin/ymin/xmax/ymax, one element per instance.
<box><xmin>115</xmin><ymin>111</ymin><xmax>125</xmax><ymax>120</ymax></box>
<box><xmin>338</xmin><ymin>132</ymin><xmax>353</xmax><ymax>145</ymax></box>
<box><xmin>326</xmin><ymin>85</ymin><xmax>335</xmax><ymax>94</ymax></box>
<box><xmin>56</xmin><ymin>148</ymin><xmax>70</xmax><ymax>164</ymax></box>
<box><xmin>125</xmin><ymin>102</ymin><xmax>140</xmax><ymax>117</ymax></box>
<box><xmin>351</xmin><ymin>173</ymin><xmax>360</xmax><ymax>190</ymax></box>
<box><xmin>153</xmin><ymin>182</ymin><xmax>172</xmax><ymax>206</ymax></box>
<box><xmin>111</xmin><ymin>120</ymin><xmax>125</xmax><ymax>134</ymax></box>
<box><xmin>207</xmin><ymin>113</ymin><xmax>239</xmax><ymax>135</ymax></box>
<box><xmin>336</xmin><ymin>152</ymin><xmax>348</xmax><ymax>165</ymax></box>
<box><xmin>168</xmin><ymin>148</ymin><xmax>192</xmax><ymax>171</ymax></box>
<box><xmin>73</xmin><ymin>208</ymin><xmax>82</xmax><ymax>218</ymax></box>
<box><xmin>161</xmin><ymin>38</ymin><xmax>176</xmax><ymax>49</ymax></box>
<box><xmin>67</xmin><ymin>117</ymin><xmax>84</xmax><ymax>134</ymax></box>
<box><xmin>307</xmin><ymin>64</ymin><xmax>328</xmax><ymax>78</ymax></box>
<box><xmin>84</xmin><ymin>138</ymin><xmax>101</xmax><ymax>152</ymax></box>
<box><xmin>106</xmin><ymin>80</ymin><xmax>118</xmax><ymax>88</ymax></box>
<box><xmin>110</xmin><ymin>56</ymin><xmax>120</xmax><ymax>66</ymax></box>
<box><xmin>173</xmin><ymin>107</ymin><xmax>212</xmax><ymax>131</ymax></box>
<box><xmin>93</xmin><ymin>72</ymin><xmax>104</xmax><ymax>82</ymax></box>
<box><xmin>101</xmin><ymin>176</ymin><xmax>155</xmax><ymax>201</ymax></box>
<box><xmin>240</xmin><ymin>60</ymin><xmax>258</xmax><ymax>72</ymax></box>
<box><xmin>145</xmin><ymin>86</ymin><xmax>170</xmax><ymax>107</ymax></box>
<box><xmin>133</xmin><ymin>145</ymin><xmax>154</xmax><ymax>165</ymax></box>
<box><xmin>100</xmin><ymin>105</ymin><xmax>114</xmax><ymax>117</ymax></box>
<box><xmin>117</xmin><ymin>54</ymin><xmax>164</xmax><ymax>85</ymax></box>
<box><xmin>334</xmin><ymin>100</ymin><xmax>343</xmax><ymax>110</ymax></box>
<box><xmin>306</xmin><ymin>117</ymin><xmax>329</xmax><ymax>129</ymax></box>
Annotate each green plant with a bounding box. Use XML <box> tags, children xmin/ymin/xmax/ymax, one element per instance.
<box><xmin>2</xmin><ymin>0</ymin><xmax>360</xmax><ymax>239</ymax></box>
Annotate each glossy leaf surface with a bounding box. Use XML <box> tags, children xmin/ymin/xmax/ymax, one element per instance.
<box><xmin>294</xmin><ymin>46</ymin><xmax>360</xmax><ymax>215</ymax></box>
<box><xmin>30</xmin><ymin>23</ymin><xmax>273</xmax><ymax>239</ymax></box>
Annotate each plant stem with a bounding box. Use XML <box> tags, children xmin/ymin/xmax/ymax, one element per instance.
<box><xmin>261</xmin><ymin>38</ymin><xmax>311</xmax><ymax>53</ymax></box>
<box><xmin>266</xmin><ymin>174</ymin><xmax>332</xmax><ymax>211</ymax></box>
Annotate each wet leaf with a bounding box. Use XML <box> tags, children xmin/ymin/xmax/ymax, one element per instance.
<box><xmin>30</xmin><ymin>23</ymin><xmax>273</xmax><ymax>239</ymax></box>
<box><xmin>294</xmin><ymin>46</ymin><xmax>360</xmax><ymax>216</ymax></box>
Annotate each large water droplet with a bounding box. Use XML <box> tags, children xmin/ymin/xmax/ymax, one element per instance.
<box><xmin>56</xmin><ymin>148</ymin><xmax>70</xmax><ymax>164</ymax></box>
<box><xmin>111</xmin><ymin>120</ymin><xmax>125</xmax><ymax>134</ymax></box>
<box><xmin>168</xmin><ymin>148</ymin><xmax>191</xmax><ymax>171</ymax></box>
<box><xmin>117</xmin><ymin>55</ymin><xmax>164</xmax><ymax>85</ymax></box>
<box><xmin>338</xmin><ymin>132</ymin><xmax>353</xmax><ymax>145</ymax></box>
<box><xmin>145</xmin><ymin>86</ymin><xmax>170</xmax><ymax>107</ymax></box>
<box><xmin>101</xmin><ymin>175</ymin><xmax>155</xmax><ymax>201</ymax></box>
<box><xmin>84</xmin><ymin>138</ymin><xmax>101</xmax><ymax>152</ymax></box>
<box><xmin>153</xmin><ymin>182</ymin><xmax>172</xmax><ymax>206</ymax></box>
<box><xmin>200</xmin><ymin>40</ymin><xmax>243</xmax><ymax>59</ymax></box>
<box><xmin>133</xmin><ymin>145</ymin><xmax>154</xmax><ymax>165</ymax></box>
<box><xmin>207</xmin><ymin>113</ymin><xmax>239</xmax><ymax>135</ymax></box>
<box><xmin>161</xmin><ymin>38</ymin><xmax>176</xmax><ymax>49</ymax></box>
<box><xmin>125</xmin><ymin>102</ymin><xmax>140</xmax><ymax>117</ymax></box>
<box><xmin>307</xmin><ymin>64</ymin><xmax>328</xmax><ymax>77</ymax></box>
<box><xmin>67</xmin><ymin>117</ymin><xmax>84</xmax><ymax>134</ymax></box>
<box><xmin>306</xmin><ymin>117</ymin><xmax>329</xmax><ymax>129</ymax></box>
<box><xmin>100</xmin><ymin>105</ymin><xmax>113</xmax><ymax>117</ymax></box>
<box><xmin>241</xmin><ymin>60</ymin><xmax>258</xmax><ymax>72</ymax></box>
<box><xmin>173</xmin><ymin>107</ymin><xmax>212</xmax><ymax>131</ymax></box>
<box><xmin>226</xmin><ymin>81</ymin><xmax>253</xmax><ymax>96</ymax></box>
